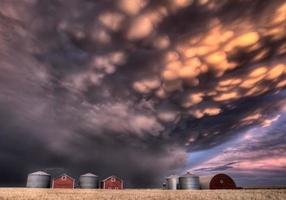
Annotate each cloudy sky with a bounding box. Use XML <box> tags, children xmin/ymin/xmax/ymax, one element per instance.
<box><xmin>0</xmin><ymin>0</ymin><xmax>285</xmax><ymax>188</ymax></box>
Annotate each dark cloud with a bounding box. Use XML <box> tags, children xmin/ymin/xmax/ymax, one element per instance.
<box><xmin>0</xmin><ymin>0</ymin><xmax>285</xmax><ymax>187</ymax></box>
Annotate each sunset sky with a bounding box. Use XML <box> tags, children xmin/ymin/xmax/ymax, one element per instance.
<box><xmin>0</xmin><ymin>0</ymin><xmax>285</xmax><ymax>188</ymax></box>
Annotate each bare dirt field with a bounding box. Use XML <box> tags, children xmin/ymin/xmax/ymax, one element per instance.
<box><xmin>0</xmin><ymin>188</ymin><xmax>285</xmax><ymax>200</ymax></box>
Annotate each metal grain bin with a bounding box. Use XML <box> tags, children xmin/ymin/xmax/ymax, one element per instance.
<box><xmin>166</xmin><ymin>175</ymin><xmax>178</xmax><ymax>190</ymax></box>
<box><xmin>26</xmin><ymin>171</ymin><xmax>51</xmax><ymax>188</ymax></box>
<box><xmin>79</xmin><ymin>173</ymin><xmax>99</xmax><ymax>189</ymax></box>
<box><xmin>178</xmin><ymin>172</ymin><xmax>200</xmax><ymax>190</ymax></box>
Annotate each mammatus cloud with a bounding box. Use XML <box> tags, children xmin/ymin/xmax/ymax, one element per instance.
<box><xmin>0</xmin><ymin>0</ymin><xmax>285</xmax><ymax>187</ymax></box>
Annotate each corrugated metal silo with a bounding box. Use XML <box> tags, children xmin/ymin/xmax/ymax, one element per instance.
<box><xmin>79</xmin><ymin>173</ymin><xmax>99</xmax><ymax>189</ymax></box>
<box><xmin>200</xmin><ymin>173</ymin><xmax>236</xmax><ymax>189</ymax></box>
<box><xmin>26</xmin><ymin>171</ymin><xmax>51</xmax><ymax>188</ymax></box>
<box><xmin>178</xmin><ymin>172</ymin><xmax>200</xmax><ymax>190</ymax></box>
<box><xmin>166</xmin><ymin>175</ymin><xmax>178</xmax><ymax>190</ymax></box>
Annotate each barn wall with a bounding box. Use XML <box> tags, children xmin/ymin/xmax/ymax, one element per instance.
<box><xmin>102</xmin><ymin>177</ymin><xmax>123</xmax><ymax>189</ymax></box>
<box><xmin>53</xmin><ymin>177</ymin><xmax>74</xmax><ymax>189</ymax></box>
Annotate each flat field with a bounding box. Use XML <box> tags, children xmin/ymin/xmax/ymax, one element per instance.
<box><xmin>0</xmin><ymin>188</ymin><xmax>285</xmax><ymax>200</ymax></box>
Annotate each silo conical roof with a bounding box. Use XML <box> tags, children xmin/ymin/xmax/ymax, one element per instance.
<box><xmin>29</xmin><ymin>171</ymin><xmax>50</xmax><ymax>176</ymax></box>
<box><xmin>180</xmin><ymin>172</ymin><xmax>198</xmax><ymax>178</ymax></box>
<box><xmin>81</xmin><ymin>173</ymin><xmax>98</xmax><ymax>177</ymax></box>
<box><xmin>166</xmin><ymin>175</ymin><xmax>178</xmax><ymax>179</ymax></box>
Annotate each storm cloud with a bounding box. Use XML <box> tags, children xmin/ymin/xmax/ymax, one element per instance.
<box><xmin>0</xmin><ymin>0</ymin><xmax>285</xmax><ymax>187</ymax></box>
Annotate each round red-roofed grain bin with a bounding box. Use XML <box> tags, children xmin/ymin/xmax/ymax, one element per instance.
<box><xmin>200</xmin><ymin>173</ymin><xmax>237</xmax><ymax>189</ymax></box>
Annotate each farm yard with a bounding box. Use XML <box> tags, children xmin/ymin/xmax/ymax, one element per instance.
<box><xmin>0</xmin><ymin>1</ymin><xmax>286</xmax><ymax>199</ymax></box>
<box><xmin>0</xmin><ymin>189</ymin><xmax>285</xmax><ymax>200</ymax></box>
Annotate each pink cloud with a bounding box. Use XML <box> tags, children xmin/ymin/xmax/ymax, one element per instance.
<box><xmin>234</xmin><ymin>157</ymin><xmax>286</xmax><ymax>170</ymax></box>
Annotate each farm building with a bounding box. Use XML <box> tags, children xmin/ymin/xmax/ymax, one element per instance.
<box><xmin>178</xmin><ymin>172</ymin><xmax>200</xmax><ymax>190</ymax></box>
<box><xmin>26</xmin><ymin>171</ymin><xmax>51</xmax><ymax>188</ymax></box>
<box><xmin>166</xmin><ymin>175</ymin><xmax>178</xmax><ymax>190</ymax></box>
<box><xmin>79</xmin><ymin>173</ymin><xmax>99</xmax><ymax>189</ymax></box>
<box><xmin>101</xmin><ymin>175</ymin><xmax>123</xmax><ymax>189</ymax></box>
<box><xmin>52</xmin><ymin>174</ymin><xmax>75</xmax><ymax>189</ymax></box>
<box><xmin>164</xmin><ymin>172</ymin><xmax>237</xmax><ymax>190</ymax></box>
<box><xmin>200</xmin><ymin>173</ymin><xmax>237</xmax><ymax>189</ymax></box>
<box><xmin>165</xmin><ymin>172</ymin><xmax>200</xmax><ymax>190</ymax></box>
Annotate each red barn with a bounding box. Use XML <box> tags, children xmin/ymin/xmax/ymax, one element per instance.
<box><xmin>52</xmin><ymin>174</ymin><xmax>75</xmax><ymax>189</ymax></box>
<box><xmin>102</xmin><ymin>175</ymin><xmax>123</xmax><ymax>189</ymax></box>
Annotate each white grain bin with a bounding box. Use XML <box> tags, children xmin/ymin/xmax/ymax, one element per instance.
<box><xmin>26</xmin><ymin>171</ymin><xmax>51</xmax><ymax>188</ymax></box>
<box><xmin>79</xmin><ymin>173</ymin><xmax>99</xmax><ymax>188</ymax></box>
<box><xmin>199</xmin><ymin>173</ymin><xmax>236</xmax><ymax>189</ymax></box>
<box><xmin>166</xmin><ymin>175</ymin><xmax>178</xmax><ymax>190</ymax></box>
<box><xmin>178</xmin><ymin>172</ymin><xmax>200</xmax><ymax>190</ymax></box>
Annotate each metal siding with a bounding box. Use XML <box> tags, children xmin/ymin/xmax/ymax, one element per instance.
<box><xmin>26</xmin><ymin>173</ymin><xmax>51</xmax><ymax>188</ymax></box>
<box><xmin>178</xmin><ymin>174</ymin><xmax>200</xmax><ymax>190</ymax></box>
<box><xmin>79</xmin><ymin>175</ymin><xmax>99</xmax><ymax>189</ymax></box>
<box><xmin>166</xmin><ymin>176</ymin><xmax>178</xmax><ymax>190</ymax></box>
